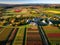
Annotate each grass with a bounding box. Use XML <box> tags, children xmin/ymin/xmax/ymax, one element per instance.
<box><xmin>40</xmin><ymin>8</ymin><xmax>60</xmax><ymax>16</ymax></box>
<box><xmin>4</xmin><ymin>7</ymin><xmax>60</xmax><ymax>18</ymax></box>
<box><xmin>44</xmin><ymin>8</ymin><xmax>60</xmax><ymax>11</ymax></box>
<box><xmin>43</xmin><ymin>10</ymin><xmax>60</xmax><ymax>14</ymax></box>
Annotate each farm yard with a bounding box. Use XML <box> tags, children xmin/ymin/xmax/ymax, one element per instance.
<box><xmin>0</xmin><ymin>4</ymin><xmax>60</xmax><ymax>45</ymax></box>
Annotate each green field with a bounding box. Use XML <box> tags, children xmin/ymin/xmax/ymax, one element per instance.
<box><xmin>0</xmin><ymin>6</ymin><xmax>60</xmax><ymax>45</ymax></box>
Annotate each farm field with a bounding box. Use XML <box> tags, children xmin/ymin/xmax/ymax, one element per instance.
<box><xmin>43</xmin><ymin>8</ymin><xmax>60</xmax><ymax>14</ymax></box>
<box><xmin>13</xmin><ymin>27</ymin><xmax>25</xmax><ymax>45</ymax></box>
<box><xmin>0</xmin><ymin>5</ymin><xmax>60</xmax><ymax>45</ymax></box>
<box><xmin>43</xmin><ymin>25</ymin><xmax>60</xmax><ymax>45</ymax></box>
<box><xmin>26</xmin><ymin>25</ymin><xmax>43</xmax><ymax>45</ymax></box>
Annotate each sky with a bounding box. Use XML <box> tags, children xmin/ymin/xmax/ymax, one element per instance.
<box><xmin>0</xmin><ymin>0</ymin><xmax>60</xmax><ymax>4</ymax></box>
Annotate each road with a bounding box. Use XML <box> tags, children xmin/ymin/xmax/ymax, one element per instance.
<box><xmin>37</xmin><ymin>26</ymin><xmax>50</xmax><ymax>45</ymax></box>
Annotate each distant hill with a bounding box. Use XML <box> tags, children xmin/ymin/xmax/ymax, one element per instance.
<box><xmin>0</xmin><ymin>4</ymin><xmax>14</xmax><ymax>7</ymax></box>
<box><xmin>0</xmin><ymin>3</ymin><xmax>60</xmax><ymax>8</ymax></box>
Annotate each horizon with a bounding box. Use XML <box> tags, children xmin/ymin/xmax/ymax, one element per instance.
<box><xmin>0</xmin><ymin>0</ymin><xmax>60</xmax><ymax>4</ymax></box>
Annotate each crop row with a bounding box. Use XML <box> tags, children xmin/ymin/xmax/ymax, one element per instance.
<box><xmin>43</xmin><ymin>25</ymin><xmax>60</xmax><ymax>45</ymax></box>
<box><xmin>26</xmin><ymin>26</ymin><xmax>42</xmax><ymax>45</ymax></box>
<box><xmin>13</xmin><ymin>28</ymin><xmax>25</xmax><ymax>45</ymax></box>
<box><xmin>6</xmin><ymin>28</ymin><xmax>19</xmax><ymax>45</ymax></box>
<box><xmin>0</xmin><ymin>27</ymin><xmax>13</xmax><ymax>45</ymax></box>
